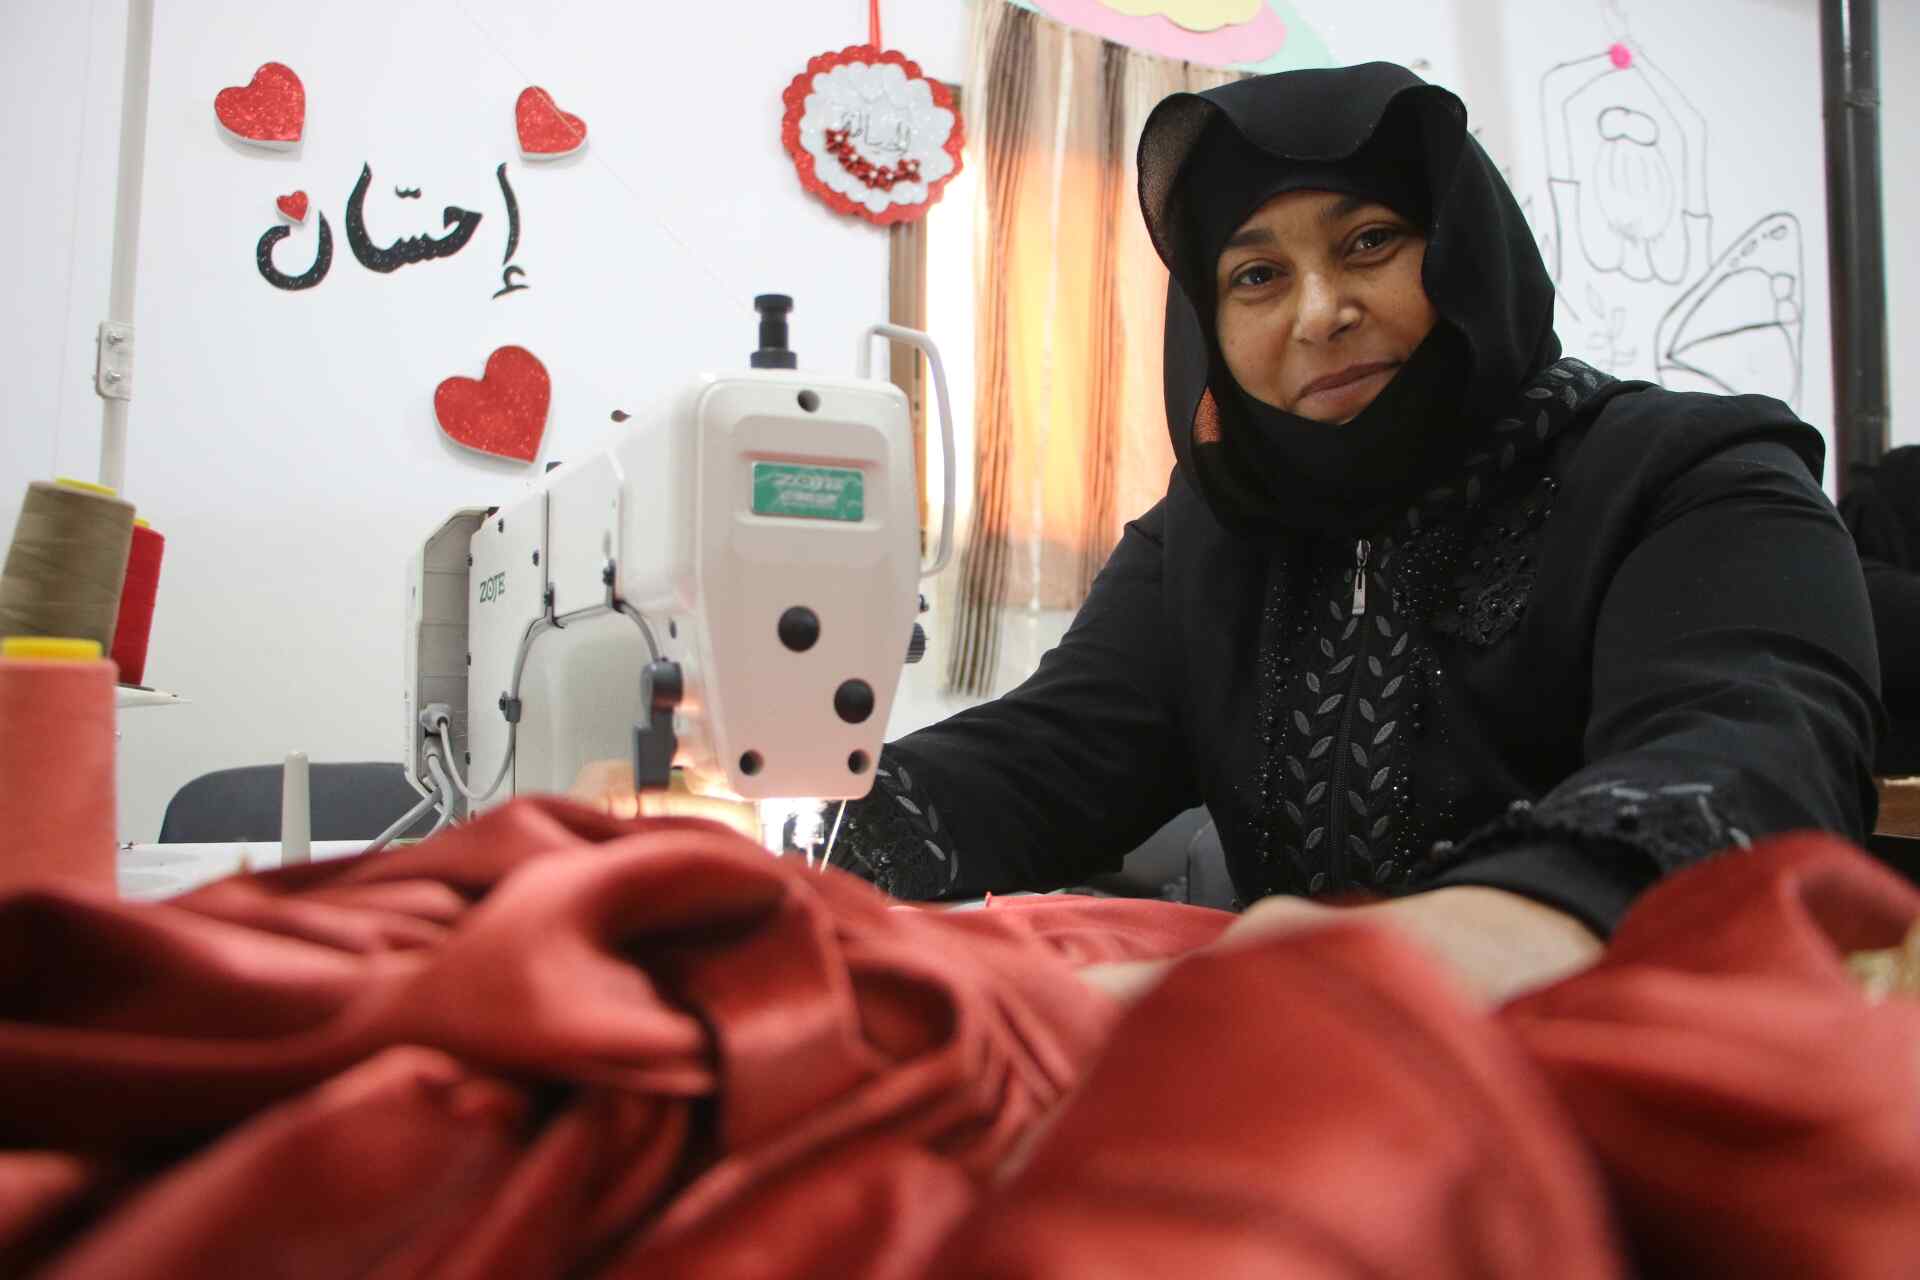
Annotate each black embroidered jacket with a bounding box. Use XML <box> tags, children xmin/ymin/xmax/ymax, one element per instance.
<box><xmin>836</xmin><ymin>361</ymin><xmax>1882</xmax><ymax>931</ymax></box>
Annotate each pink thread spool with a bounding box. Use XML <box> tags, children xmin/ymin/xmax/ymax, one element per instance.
<box><xmin>0</xmin><ymin>637</ymin><xmax>117</xmax><ymax>894</ymax></box>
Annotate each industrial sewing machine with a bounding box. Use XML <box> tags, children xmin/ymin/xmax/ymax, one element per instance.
<box><xmin>400</xmin><ymin>296</ymin><xmax>954</xmax><ymax>852</ymax></box>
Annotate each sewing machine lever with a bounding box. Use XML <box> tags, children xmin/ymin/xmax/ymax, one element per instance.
<box><xmin>634</xmin><ymin>659</ymin><xmax>683</xmax><ymax>790</ymax></box>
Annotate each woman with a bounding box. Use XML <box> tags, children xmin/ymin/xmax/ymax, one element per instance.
<box><xmin>817</xmin><ymin>62</ymin><xmax>1879</xmax><ymax>1001</ymax></box>
<box><xmin>576</xmin><ymin>64</ymin><xmax>1879</xmax><ymax>1002</ymax></box>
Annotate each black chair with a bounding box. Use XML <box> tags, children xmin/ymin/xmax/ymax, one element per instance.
<box><xmin>1062</xmin><ymin>807</ymin><xmax>1201</xmax><ymax>902</ymax></box>
<box><xmin>1066</xmin><ymin>808</ymin><xmax>1238</xmax><ymax>909</ymax></box>
<box><xmin>1183</xmin><ymin>819</ymin><xmax>1236</xmax><ymax>910</ymax></box>
<box><xmin>158</xmin><ymin>762</ymin><xmax>438</xmax><ymax>843</ymax></box>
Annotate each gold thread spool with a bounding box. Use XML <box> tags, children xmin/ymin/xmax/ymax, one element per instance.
<box><xmin>0</xmin><ymin>479</ymin><xmax>137</xmax><ymax>654</ymax></box>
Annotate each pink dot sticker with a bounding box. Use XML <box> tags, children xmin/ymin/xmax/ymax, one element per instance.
<box><xmin>1609</xmin><ymin>42</ymin><xmax>1632</xmax><ymax>69</ymax></box>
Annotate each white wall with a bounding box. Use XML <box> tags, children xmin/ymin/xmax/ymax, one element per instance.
<box><xmin>2</xmin><ymin>1</ymin><xmax>974</xmax><ymax>841</ymax></box>
<box><xmin>1</xmin><ymin>1</ymin><xmax>128</xmax><ymax>557</ymax></box>
<box><xmin>3</xmin><ymin>0</ymin><xmax>1911</xmax><ymax>842</ymax></box>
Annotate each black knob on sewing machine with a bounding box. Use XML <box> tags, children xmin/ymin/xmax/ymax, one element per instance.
<box><xmin>905</xmin><ymin>623</ymin><xmax>927</xmax><ymax>664</ymax></box>
<box><xmin>750</xmin><ymin>294</ymin><xmax>798</xmax><ymax>370</ymax></box>
<box><xmin>634</xmin><ymin>660</ymin><xmax>684</xmax><ymax>790</ymax></box>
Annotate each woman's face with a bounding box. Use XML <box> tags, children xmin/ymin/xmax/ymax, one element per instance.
<box><xmin>1213</xmin><ymin>190</ymin><xmax>1436</xmax><ymax>424</ymax></box>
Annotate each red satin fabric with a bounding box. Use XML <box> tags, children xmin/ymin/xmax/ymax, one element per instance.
<box><xmin>1501</xmin><ymin>834</ymin><xmax>1920</xmax><ymax>1279</ymax></box>
<box><xmin>0</xmin><ymin>800</ymin><xmax>1913</xmax><ymax>1277</ymax></box>
<box><xmin>0</xmin><ymin>800</ymin><xmax>1227</xmax><ymax>1277</ymax></box>
<box><xmin>929</xmin><ymin>921</ymin><xmax>1625</xmax><ymax>1279</ymax></box>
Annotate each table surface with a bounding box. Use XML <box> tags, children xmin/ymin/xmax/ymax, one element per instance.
<box><xmin>117</xmin><ymin>840</ymin><xmax>364</xmax><ymax>901</ymax></box>
<box><xmin>115</xmin><ymin>686</ymin><xmax>185</xmax><ymax>709</ymax></box>
<box><xmin>1879</xmin><ymin>778</ymin><xmax>1920</xmax><ymax>839</ymax></box>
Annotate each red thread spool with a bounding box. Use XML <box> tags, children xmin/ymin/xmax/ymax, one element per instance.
<box><xmin>109</xmin><ymin>520</ymin><xmax>164</xmax><ymax>686</ymax></box>
<box><xmin>0</xmin><ymin>637</ymin><xmax>117</xmax><ymax>894</ymax></box>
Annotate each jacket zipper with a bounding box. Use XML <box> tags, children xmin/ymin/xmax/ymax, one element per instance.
<box><xmin>1327</xmin><ymin>538</ymin><xmax>1372</xmax><ymax>891</ymax></box>
<box><xmin>1351</xmin><ymin>538</ymin><xmax>1371</xmax><ymax>616</ymax></box>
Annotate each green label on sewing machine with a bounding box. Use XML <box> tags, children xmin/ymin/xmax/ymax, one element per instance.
<box><xmin>751</xmin><ymin>463</ymin><xmax>865</xmax><ymax>522</ymax></box>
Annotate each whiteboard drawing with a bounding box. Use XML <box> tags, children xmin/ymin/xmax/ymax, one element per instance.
<box><xmin>1523</xmin><ymin>4</ymin><xmax>1805</xmax><ymax>407</ymax></box>
<box><xmin>1541</xmin><ymin>40</ymin><xmax>1708</xmax><ymax>287</ymax></box>
<box><xmin>1582</xmin><ymin>282</ymin><xmax>1636</xmax><ymax>372</ymax></box>
<box><xmin>1655</xmin><ymin>212</ymin><xmax>1804</xmax><ymax>407</ymax></box>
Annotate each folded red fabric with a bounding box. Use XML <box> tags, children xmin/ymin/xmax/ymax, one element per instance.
<box><xmin>935</xmin><ymin>833</ymin><xmax>1920</xmax><ymax>1279</ymax></box>
<box><xmin>0</xmin><ymin>799</ymin><xmax>1229</xmax><ymax>1277</ymax></box>
<box><xmin>0</xmin><ymin>803</ymin><xmax>1914</xmax><ymax>1277</ymax></box>
<box><xmin>928</xmin><ymin>919</ymin><xmax>1626</xmax><ymax>1279</ymax></box>
<box><xmin>1502</xmin><ymin>834</ymin><xmax>1920</xmax><ymax>1279</ymax></box>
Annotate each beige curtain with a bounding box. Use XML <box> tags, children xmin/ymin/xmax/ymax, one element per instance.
<box><xmin>947</xmin><ymin>0</ymin><xmax>1242</xmax><ymax>696</ymax></box>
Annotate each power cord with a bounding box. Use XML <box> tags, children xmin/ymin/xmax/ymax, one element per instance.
<box><xmin>422</xmin><ymin>752</ymin><xmax>459</xmax><ymax>837</ymax></box>
<box><xmin>364</xmin><ymin>750</ymin><xmax>459</xmax><ymax>856</ymax></box>
<box><xmin>428</xmin><ymin>598</ymin><xmax>664</xmax><ymax>807</ymax></box>
<box><xmin>427</xmin><ymin>613</ymin><xmax>552</xmax><ymax>805</ymax></box>
<box><xmin>364</xmin><ymin>786</ymin><xmax>441</xmax><ymax>855</ymax></box>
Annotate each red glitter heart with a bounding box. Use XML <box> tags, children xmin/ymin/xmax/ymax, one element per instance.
<box><xmin>275</xmin><ymin>190</ymin><xmax>308</xmax><ymax>222</ymax></box>
<box><xmin>515</xmin><ymin>86</ymin><xmax>587</xmax><ymax>158</ymax></box>
<box><xmin>434</xmin><ymin>346</ymin><xmax>551</xmax><ymax>464</ymax></box>
<box><xmin>214</xmin><ymin>62</ymin><xmax>305</xmax><ymax>148</ymax></box>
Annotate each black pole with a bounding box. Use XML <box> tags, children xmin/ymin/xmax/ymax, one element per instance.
<box><xmin>1820</xmin><ymin>0</ymin><xmax>1890</xmax><ymax>494</ymax></box>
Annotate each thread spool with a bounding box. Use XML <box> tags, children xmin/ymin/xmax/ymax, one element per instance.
<box><xmin>0</xmin><ymin>479</ymin><xmax>137</xmax><ymax>657</ymax></box>
<box><xmin>0</xmin><ymin>636</ymin><xmax>118</xmax><ymax>894</ymax></box>
<box><xmin>281</xmin><ymin>751</ymin><xmax>311</xmax><ymax>866</ymax></box>
<box><xmin>109</xmin><ymin>518</ymin><xmax>164</xmax><ymax>686</ymax></box>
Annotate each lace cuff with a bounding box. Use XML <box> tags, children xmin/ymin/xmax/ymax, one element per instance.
<box><xmin>1415</xmin><ymin>779</ymin><xmax>1755</xmax><ymax>924</ymax></box>
<box><xmin>828</xmin><ymin>749</ymin><xmax>961</xmax><ymax>900</ymax></box>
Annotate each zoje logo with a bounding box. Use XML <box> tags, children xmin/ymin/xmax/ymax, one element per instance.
<box><xmin>771</xmin><ymin>472</ymin><xmax>845</xmax><ymax>507</ymax></box>
<box><xmin>478</xmin><ymin>571</ymin><xmax>506</xmax><ymax>603</ymax></box>
<box><xmin>751</xmin><ymin>462</ymin><xmax>865</xmax><ymax>522</ymax></box>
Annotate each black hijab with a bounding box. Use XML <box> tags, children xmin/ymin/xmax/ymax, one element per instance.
<box><xmin>1138</xmin><ymin>63</ymin><xmax>1560</xmax><ymax>537</ymax></box>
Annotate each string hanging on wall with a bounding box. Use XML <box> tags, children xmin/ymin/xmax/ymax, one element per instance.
<box><xmin>0</xmin><ymin>479</ymin><xmax>137</xmax><ymax>659</ymax></box>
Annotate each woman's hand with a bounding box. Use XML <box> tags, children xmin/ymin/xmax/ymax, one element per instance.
<box><xmin>569</xmin><ymin>758</ymin><xmax>644</xmax><ymax>818</ymax></box>
<box><xmin>1077</xmin><ymin>886</ymin><xmax>1602</xmax><ymax>1008</ymax></box>
<box><xmin>1216</xmin><ymin>886</ymin><xmax>1602</xmax><ymax>1005</ymax></box>
<box><xmin>1076</xmin><ymin>957</ymin><xmax>1173</xmax><ymax>1002</ymax></box>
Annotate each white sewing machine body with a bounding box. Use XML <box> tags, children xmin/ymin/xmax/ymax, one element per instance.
<box><xmin>404</xmin><ymin>309</ymin><xmax>952</xmax><ymax>822</ymax></box>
